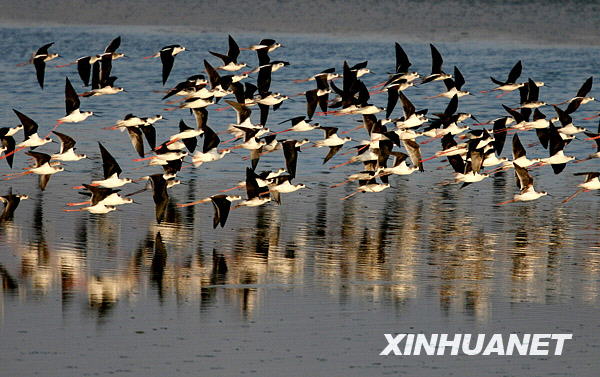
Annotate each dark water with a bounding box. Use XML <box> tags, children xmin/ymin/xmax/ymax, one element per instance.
<box><xmin>0</xmin><ymin>25</ymin><xmax>599</xmax><ymax>376</ymax></box>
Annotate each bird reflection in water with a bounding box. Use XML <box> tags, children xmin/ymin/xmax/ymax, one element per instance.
<box><xmin>1</xmin><ymin>178</ymin><xmax>600</xmax><ymax>323</ymax></box>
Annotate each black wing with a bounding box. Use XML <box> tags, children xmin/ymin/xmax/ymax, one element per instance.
<box><xmin>211</xmin><ymin>195</ymin><xmax>231</xmax><ymax>228</ymax></box>
<box><xmin>13</xmin><ymin>109</ymin><xmax>39</xmax><ymax>138</ymax></box>
<box><xmin>402</xmin><ymin>139</ymin><xmax>424</xmax><ymax>172</ymax></box>
<box><xmin>33</xmin><ymin>57</ymin><xmax>46</xmax><ymax>89</ymax></box>
<box><xmin>192</xmin><ymin>108</ymin><xmax>209</xmax><ymax>130</ymax></box>
<box><xmin>305</xmin><ymin>89</ymin><xmax>318</xmax><ymax>119</ymax></box>
<box><xmin>282</xmin><ymin>140</ymin><xmax>299</xmax><ymax>179</ymax></box>
<box><xmin>90</xmin><ymin>60</ymin><xmax>100</xmax><ymax>90</ymax></box>
<box><xmin>245</xmin><ymin>167</ymin><xmax>261</xmax><ymax>199</ymax></box>
<box><xmin>395</xmin><ymin>42</ymin><xmax>411</xmax><ymax>73</ymax></box>
<box><xmin>204</xmin><ymin>60</ymin><xmax>221</xmax><ymax>89</ymax></box>
<box><xmin>25</xmin><ymin>151</ymin><xmax>51</xmax><ymax>167</ymax></box>
<box><xmin>576</xmin><ymin>76</ymin><xmax>593</xmax><ymax>98</ymax></box>
<box><xmin>77</xmin><ymin>57</ymin><xmax>92</xmax><ymax>86</ymax></box>
<box><xmin>98</xmin><ymin>142</ymin><xmax>122</xmax><ymax>179</ymax></box>
<box><xmin>202</xmin><ymin>125</ymin><xmax>220</xmax><ymax>153</ymax></box>
<box><xmin>35</xmin><ymin>42</ymin><xmax>54</xmax><ymax>56</ymax></box>
<box><xmin>104</xmin><ymin>36</ymin><xmax>121</xmax><ymax>53</ymax></box>
<box><xmin>492</xmin><ymin>117</ymin><xmax>508</xmax><ymax>155</ymax></box>
<box><xmin>507</xmin><ymin>60</ymin><xmax>522</xmax><ymax>83</ymax></box>
<box><xmin>257</xmin><ymin>65</ymin><xmax>272</xmax><ymax>96</ymax></box>
<box><xmin>65</xmin><ymin>77</ymin><xmax>80</xmax><ymax>115</ymax></box>
<box><xmin>52</xmin><ymin>131</ymin><xmax>76</xmax><ymax>154</ymax></box>
<box><xmin>1</xmin><ymin>136</ymin><xmax>15</xmax><ymax>168</ymax></box>
<box><xmin>514</xmin><ymin>164</ymin><xmax>534</xmax><ymax>190</ymax></box>
<box><xmin>141</xmin><ymin>125</ymin><xmax>156</xmax><ymax>150</ymax></box>
<box><xmin>399</xmin><ymin>91</ymin><xmax>415</xmax><ymax>118</ymax></box>
<box><xmin>100</xmin><ymin>53</ymin><xmax>113</xmax><ymax>87</ymax></box>
<box><xmin>323</xmin><ymin>145</ymin><xmax>342</xmax><ymax>164</ymax></box>
<box><xmin>453</xmin><ymin>66</ymin><xmax>465</xmax><ymax>90</ymax></box>
<box><xmin>386</xmin><ymin>87</ymin><xmax>399</xmax><ymax>119</ymax></box>
<box><xmin>126</xmin><ymin>127</ymin><xmax>145</xmax><ymax>158</ymax></box>
<box><xmin>430</xmin><ymin>44</ymin><xmax>444</xmax><ymax>74</ymax></box>
<box><xmin>160</xmin><ymin>49</ymin><xmax>175</xmax><ymax>85</ymax></box>
<box><xmin>227</xmin><ymin>35</ymin><xmax>240</xmax><ymax>61</ymax></box>
<box><xmin>512</xmin><ymin>134</ymin><xmax>526</xmax><ymax>159</ymax></box>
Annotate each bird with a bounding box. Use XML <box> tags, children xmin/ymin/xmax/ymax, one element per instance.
<box><xmin>562</xmin><ymin>76</ymin><xmax>595</xmax><ymax>109</ymax></box>
<box><xmin>146</xmin><ymin>45</ymin><xmax>187</xmax><ymax>85</ymax></box>
<box><xmin>498</xmin><ymin>164</ymin><xmax>548</xmax><ymax>205</ymax></box>
<box><xmin>539</xmin><ymin>123</ymin><xmax>576</xmax><ymax>174</ymax></box>
<box><xmin>13</xmin><ymin>109</ymin><xmax>53</xmax><ymax>149</ymax></box>
<box><xmin>0</xmin><ymin>189</ymin><xmax>29</xmax><ymax>221</ymax></box>
<box><xmin>80</xmin><ymin>53</ymin><xmax>124</xmax><ymax>97</ymax></box>
<box><xmin>57</xmin><ymin>77</ymin><xmax>93</xmax><ymax>124</ymax></box>
<box><xmin>140</xmin><ymin>174</ymin><xmax>172</xmax><ymax>223</ymax></box>
<box><xmin>236</xmin><ymin>167</ymin><xmax>271</xmax><ymax>207</ymax></box>
<box><xmin>0</xmin><ymin>128</ymin><xmax>18</xmax><ymax>168</ymax></box>
<box><xmin>103</xmin><ymin>36</ymin><xmax>124</xmax><ymax>60</ymax></box>
<box><xmin>67</xmin><ymin>184</ymin><xmax>133</xmax><ymax>208</ymax></box>
<box><xmin>381</xmin><ymin>152</ymin><xmax>419</xmax><ymax>176</ymax></box>
<box><xmin>162</xmin><ymin>75</ymin><xmax>208</xmax><ymax>100</ymax></box>
<box><xmin>518</xmin><ymin>78</ymin><xmax>546</xmax><ymax>109</ymax></box>
<box><xmin>51</xmin><ymin>131</ymin><xmax>86</xmax><ymax>161</ymax></box>
<box><xmin>85</xmin><ymin>142</ymin><xmax>133</xmax><ymax>188</ymax></box>
<box><xmin>168</xmin><ymin>120</ymin><xmax>203</xmax><ymax>153</ymax></box>
<box><xmin>486</xmin><ymin>60</ymin><xmax>524</xmax><ymax>95</ymax></box>
<box><xmin>24</xmin><ymin>151</ymin><xmax>64</xmax><ymax>190</ymax></box>
<box><xmin>209</xmin><ymin>35</ymin><xmax>247</xmax><ymax>71</ymax></box>
<box><xmin>511</xmin><ymin>133</ymin><xmax>541</xmax><ymax>168</ymax></box>
<box><xmin>31</xmin><ymin>42</ymin><xmax>59</xmax><ymax>89</ymax></box>
<box><xmin>314</xmin><ymin>126</ymin><xmax>352</xmax><ymax>164</ymax></box>
<box><xmin>191</xmin><ymin>125</ymin><xmax>230</xmax><ymax>167</ymax></box>
<box><xmin>421</xmin><ymin>44</ymin><xmax>452</xmax><ymax>84</ymax></box>
<box><xmin>275</xmin><ymin>116</ymin><xmax>319</xmax><ymax>134</ymax></box>
<box><xmin>427</xmin><ymin>66</ymin><xmax>471</xmax><ymax>99</ymax></box>
<box><xmin>562</xmin><ymin>172</ymin><xmax>600</xmax><ymax>203</ymax></box>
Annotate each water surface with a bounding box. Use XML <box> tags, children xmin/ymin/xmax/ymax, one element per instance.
<box><xmin>0</xmin><ymin>26</ymin><xmax>599</xmax><ymax>376</ymax></box>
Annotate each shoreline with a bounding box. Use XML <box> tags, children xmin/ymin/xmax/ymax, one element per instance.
<box><xmin>1</xmin><ymin>0</ymin><xmax>599</xmax><ymax>47</ymax></box>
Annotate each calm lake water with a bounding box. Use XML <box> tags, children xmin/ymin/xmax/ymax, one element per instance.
<box><xmin>0</xmin><ymin>25</ymin><xmax>599</xmax><ymax>376</ymax></box>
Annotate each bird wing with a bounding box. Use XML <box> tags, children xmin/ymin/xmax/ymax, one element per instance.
<box><xmin>35</xmin><ymin>42</ymin><xmax>54</xmax><ymax>56</ymax></box>
<box><xmin>507</xmin><ymin>60</ymin><xmax>522</xmax><ymax>83</ymax></box>
<box><xmin>104</xmin><ymin>36</ymin><xmax>121</xmax><ymax>53</ymax></box>
<box><xmin>429</xmin><ymin>44</ymin><xmax>444</xmax><ymax>74</ymax></box>
<box><xmin>52</xmin><ymin>131</ymin><xmax>76</xmax><ymax>154</ymax></box>
<box><xmin>126</xmin><ymin>127</ymin><xmax>145</xmax><ymax>158</ymax></box>
<box><xmin>402</xmin><ymin>139</ymin><xmax>424</xmax><ymax>171</ymax></box>
<box><xmin>65</xmin><ymin>77</ymin><xmax>80</xmax><ymax>115</ymax></box>
<box><xmin>98</xmin><ymin>142</ymin><xmax>122</xmax><ymax>179</ymax></box>
<box><xmin>12</xmin><ymin>109</ymin><xmax>39</xmax><ymax>138</ymax></box>
<box><xmin>33</xmin><ymin>57</ymin><xmax>46</xmax><ymax>89</ymax></box>
<box><xmin>576</xmin><ymin>76</ymin><xmax>593</xmax><ymax>98</ymax></box>
<box><xmin>395</xmin><ymin>42</ymin><xmax>411</xmax><ymax>73</ymax></box>
<box><xmin>160</xmin><ymin>49</ymin><xmax>175</xmax><ymax>85</ymax></box>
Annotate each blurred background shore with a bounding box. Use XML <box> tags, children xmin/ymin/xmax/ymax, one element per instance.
<box><xmin>1</xmin><ymin>0</ymin><xmax>599</xmax><ymax>46</ymax></box>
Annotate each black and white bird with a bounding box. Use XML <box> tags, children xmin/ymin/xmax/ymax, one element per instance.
<box><xmin>30</xmin><ymin>42</ymin><xmax>59</xmax><ymax>89</ymax></box>
<box><xmin>145</xmin><ymin>45</ymin><xmax>187</xmax><ymax>85</ymax></box>
<box><xmin>0</xmin><ymin>189</ymin><xmax>29</xmax><ymax>221</ymax></box>
<box><xmin>13</xmin><ymin>109</ymin><xmax>53</xmax><ymax>148</ymax></box>
<box><xmin>58</xmin><ymin>77</ymin><xmax>93</xmax><ymax>123</ymax></box>
<box><xmin>421</xmin><ymin>44</ymin><xmax>452</xmax><ymax>84</ymax></box>
<box><xmin>209</xmin><ymin>35</ymin><xmax>247</xmax><ymax>71</ymax></box>
<box><xmin>51</xmin><ymin>131</ymin><xmax>86</xmax><ymax>161</ymax></box>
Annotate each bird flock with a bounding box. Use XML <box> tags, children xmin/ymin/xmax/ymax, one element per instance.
<box><xmin>1</xmin><ymin>36</ymin><xmax>599</xmax><ymax>226</ymax></box>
